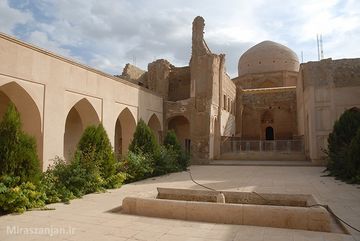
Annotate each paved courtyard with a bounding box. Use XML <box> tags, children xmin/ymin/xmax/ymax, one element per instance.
<box><xmin>0</xmin><ymin>165</ymin><xmax>359</xmax><ymax>241</ymax></box>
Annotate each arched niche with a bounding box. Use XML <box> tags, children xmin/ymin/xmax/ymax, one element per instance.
<box><xmin>114</xmin><ymin>108</ymin><xmax>136</xmax><ymax>156</ymax></box>
<box><xmin>167</xmin><ymin>115</ymin><xmax>190</xmax><ymax>153</ymax></box>
<box><xmin>148</xmin><ymin>114</ymin><xmax>162</xmax><ymax>143</ymax></box>
<box><xmin>64</xmin><ymin>98</ymin><xmax>100</xmax><ymax>161</ymax></box>
<box><xmin>0</xmin><ymin>82</ymin><xmax>43</xmax><ymax>167</ymax></box>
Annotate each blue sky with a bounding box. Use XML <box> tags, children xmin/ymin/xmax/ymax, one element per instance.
<box><xmin>1</xmin><ymin>0</ymin><xmax>359</xmax><ymax>77</ymax></box>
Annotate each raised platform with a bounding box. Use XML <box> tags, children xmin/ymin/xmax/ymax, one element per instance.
<box><xmin>121</xmin><ymin>187</ymin><xmax>348</xmax><ymax>234</ymax></box>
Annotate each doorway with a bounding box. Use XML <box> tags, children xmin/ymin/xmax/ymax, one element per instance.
<box><xmin>265</xmin><ymin>126</ymin><xmax>274</xmax><ymax>140</ymax></box>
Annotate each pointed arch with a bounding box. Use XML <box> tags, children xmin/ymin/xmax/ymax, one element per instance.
<box><xmin>0</xmin><ymin>82</ymin><xmax>43</xmax><ymax>166</ymax></box>
<box><xmin>64</xmin><ymin>98</ymin><xmax>100</xmax><ymax>161</ymax></box>
<box><xmin>148</xmin><ymin>113</ymin><xmax>162</xmax><ymax>143</ymax></box>
<box><xmin>167</xmin><ymin>115</ymin><xmax>190</xmax><ymax>153</ymax></box>
<box><xmin>114</xmin><ymin>107</ymin><xmax>136</xmax><ymax>156</ymax></box>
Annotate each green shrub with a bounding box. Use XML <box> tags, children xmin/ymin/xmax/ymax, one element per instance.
<box><xmin>75</xmin><ymin>124</ymin><xmax>125</xmax><ymax>189</ymax></box>
<box><xmin>0</xmin><ymin>176</ymin><xmax>46</xmax><ymax>213</ymax></box>
<box><xmin>327</xmin><ymin>107</ymin><xmax>360</xmax><ymax>180</ymax></box>
<box><xmin>40</xmin><ymin>157</ymin><xmax>93</xmax><ymax>203</ymax></box>
<box><xmin>163</xmin><ymin>130</ymin><xmax>190</xmax><ymax>170</ymax></box>
<box><xmin>0</xmin><ymin>103</ymin><xmax>41</xmax><ymax>183</ymax></box>
<box><xmin>76</xmin><ymin>124</ymin><xmax>117</xmax><ymax>179</ymax></box>
<box><xmin>103</xmin><ymin>171</ymin><xmax>127</xmax><ymax>189</ymax></box>
<box><xmin>153</xmin><ymin>146</ymin><xmax>180</xmax><ymax>176</ymax></box>
<box><xmin>120</xmin><ymin>151</ymin><xmax>154</xmax><ymax>182</ymax></box>
<box><xmin>41</xmin><ymin>124</ymin><xmax>126</xmax><ymax>203</ymax></box>
<box><xmin>346</xmin><ymin>128</ymin><xmax>360</xmax><ymax>183</ymax></box>
<box><xmin>129</xmin><ymin>119</ymin><xmax>159</xmax><ymax>156</ymax></box>
<box><xmin>163</xmin><ymin>130</ymin><xmax>181</xmax><ymax>151</ymax></box>
<box><xmin>178</xmin><ymin>150</ymin><xmax>190</xmax><ymax>170</ymax></box>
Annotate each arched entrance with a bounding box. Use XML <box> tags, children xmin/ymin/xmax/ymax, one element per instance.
<box><xmin>115</xmin><ymin>108</ymin><xmax>136</xmax><ymax>156</ymax></box>
<box><xmin>0</xmin><ymin>82</ymin><xmax>43</xmax><ymax>166</ymax></box>
<box><xmin>167</xmin><ymin>115</ymin><xmax>190</xmax><ymax>153</ymax></box>
<box><xmin>64</xmin><ymin>98</ymin><xmax>100</xmax><ymax>161</ymax></box>
<box><xmin>266</xmin><ymin>126</ymin><xmax>274</xmax><ymax>140</ymax></box>
<box><xmin>148</xmin><ymin>114</ymin><xmax>162</xmax><ymax>143</ymax></box>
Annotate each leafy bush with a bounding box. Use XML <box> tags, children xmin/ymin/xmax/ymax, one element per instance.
<box><xmin>346</xmin><ymin>128</ymin><xmax>360</xmax><ymax>183</ymax></box>
<box><xmin>102</xmin><ymin>171</ymin><xmax>126</xmax><ymax>189</ymax></box>
<box><xmin>327</xmin><ymin>107</ymin><xmax>360</xmax><ymax>181</ymax></box>
<box><xmin>163</xmin><ymin>130</ymin><xmax>190</xmax><ymax>170</ymax></box>
<box><xmin>129</xmin><ymin>119</ymin><xmax>159</xmax><ymax>156</ymax></box>
<box><xmin>177</xmin><ymin>150</ymin><xmax>190</xmax><ymax>170</ymax></box>
<box><xmin>0</xmin><ymin>103</ymin><xmax>41</xmax><ymax>183</ymax></box>
<box><xmin>41</xmin><ymin>156</ymin><xmax>102</xmax><ymax>203</ymax></box>
<box><xmin>76</xmin><ymin>124</ymin><xmax>117</xmax><ymax>179</ymax></box>
<box><xmin>41</xmin><ymin>124</ymin><xmax>126</xmax><ymax>202</ymax></box>
<box><xmin>163</xmin><ymin>130</ymin><xmax>181</xmax><ymax>150</ymax></box>
<box><xmin>0</xmin><ymin>176</ymin><xmax>45</xmax><ymax>213</ymax></box>
<box><xmin>153</xmin><ymin>146</ymin><xmax>180</xmax><ymax>176</ymax></box>
<box><xmin>120</xmin><ymin>151</ymin><xmax>154</xmax><ymax>182</ymax></box>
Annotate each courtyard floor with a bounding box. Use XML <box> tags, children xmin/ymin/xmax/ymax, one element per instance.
<box><xmin>0</xmin><ymin>165</ymin><xmax>359</xmax><ymax>241</ymax></box>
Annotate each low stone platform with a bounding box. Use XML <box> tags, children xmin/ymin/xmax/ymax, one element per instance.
<box><xmin>122</xmin><ymin>188</ymin><xmax>345</xmax><ymax>233</ymax></box>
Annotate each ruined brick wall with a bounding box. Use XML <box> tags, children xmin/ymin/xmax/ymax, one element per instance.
<box><xmin>147</xmin><ymin>59</ymin><xmax>172</xmax><ymax>98</ymax></box>
<box><xmin>120</xmin><ymin>63</ymin><xmax>147</xmax><ymax>86</ymax></box>
<box><xmin>168</xmin><ymin>66</ymin><xmax>191</xmax><ymax>101</ymax></box>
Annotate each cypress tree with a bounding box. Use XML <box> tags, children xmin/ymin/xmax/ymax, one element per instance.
<box><xmin>0</xmin><ymin>103</ymin><xmax>41</xmax><ymax>182</ymax></box>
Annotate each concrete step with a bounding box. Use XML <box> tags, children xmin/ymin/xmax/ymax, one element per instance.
<box><xmin>207</xmin><ymin>160</ymin><xmax>321</xmax><ymax>167</ymax></box>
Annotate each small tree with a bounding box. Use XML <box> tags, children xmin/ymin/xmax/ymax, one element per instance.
<box><xmin>164</xmin><ymin>130</ymin><xmax>181</xmax><ymax>152</ymax></box>
<box><xmin>327</xmin><ymin>107</ymin><xmax>360</xmax><ymax>178</ymax></box>
<box><xmin>0</xmin><ymin>103</ymin><xmax>41</xmax><ymax>182</ymax></box>
<box><xmin>76</xmin><ymin>124</ymin><xmax>116</xmax><ymax>178</ymax></box>
<box><xmin>128</xmin><ymin>119</ymin><xmax>159</xmax><ymax>156</ymax></box>
<box><xmin>163</xmin><ymin>130</ymin><xmax>189</xmax><ymax>170</ymax></box>
<box><xmin>346</xmin><ymin>128</ymin><xmax>360</xmax><ymax>183</ymax></box>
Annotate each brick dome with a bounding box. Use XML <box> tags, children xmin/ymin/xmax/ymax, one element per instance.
<box><xmin>238</xmin><ymin>41</ymin><xmax>300</xmax><ymax>76</ymax></box>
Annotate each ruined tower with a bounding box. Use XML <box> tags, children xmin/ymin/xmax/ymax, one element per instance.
<box><xmin>189</xmin><ymin>16</ymin><xmax>227</xmax><ymax>162</ymax></box>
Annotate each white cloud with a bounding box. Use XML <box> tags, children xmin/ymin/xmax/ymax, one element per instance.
<box><xmin>0</xmin><ymin>0</ymin><xmax>32</xmax><ymax>33</ymax></box>
<box><xmin>27</xmin><ymin>30</ymin><xmax>73</xmax><ymax>58</ymax></box>
<box><xmin>3</xmin><ymin>0</ymin><xmax>360</xmax><ymax>76</ymax></box>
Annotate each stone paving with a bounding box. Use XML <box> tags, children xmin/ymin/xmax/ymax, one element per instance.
<box><xmin>0</xmin><ymin>165</ymin><xmax>359</xmax><ymax>241</ymax></box>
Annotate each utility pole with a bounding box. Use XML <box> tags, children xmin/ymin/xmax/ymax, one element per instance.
<box><xmin>316</xmin><ymin>34</ymin><xmax>324</xmax><ymax>61</ymax></box>
<box><xmin>301</xmin><ymin>51</ymin><xmax>304</xmax><ymax>63</ymax></box>
<box><xmin>317</xmin><ymin>34</ymin><xmax>320</xmax><ymax>61</ymax></box>
<box><xmin>320</xmin><ymin>34</ymin><xmax>324</xmax><ymax>60</ymax></box>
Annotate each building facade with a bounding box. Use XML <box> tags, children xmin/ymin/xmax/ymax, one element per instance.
<box><xmin>1</xmin><ymin>16</ymin><xmax>359</xmax><ymax>168</ymax></box>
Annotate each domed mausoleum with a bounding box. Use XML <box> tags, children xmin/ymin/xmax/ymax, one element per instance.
<box><xmin>238</xmin><ymin>41</ymin><xmax>299</xmax><ymax>76</ymax></box>
<box><xmin>233</xmin><ymin>41</ymin><xmax>300</xmax><ymax>141</ymax></box>
<box><xmin>234</xmin><ymin>41</ymin><xmax>299</xmax><ymax>89</ymax></box>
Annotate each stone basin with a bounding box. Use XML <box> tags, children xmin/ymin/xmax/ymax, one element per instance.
<box><xmin>121</xmin><ymin>187</ymin><xmax>348</xmax><ymax>234</ymax></box>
